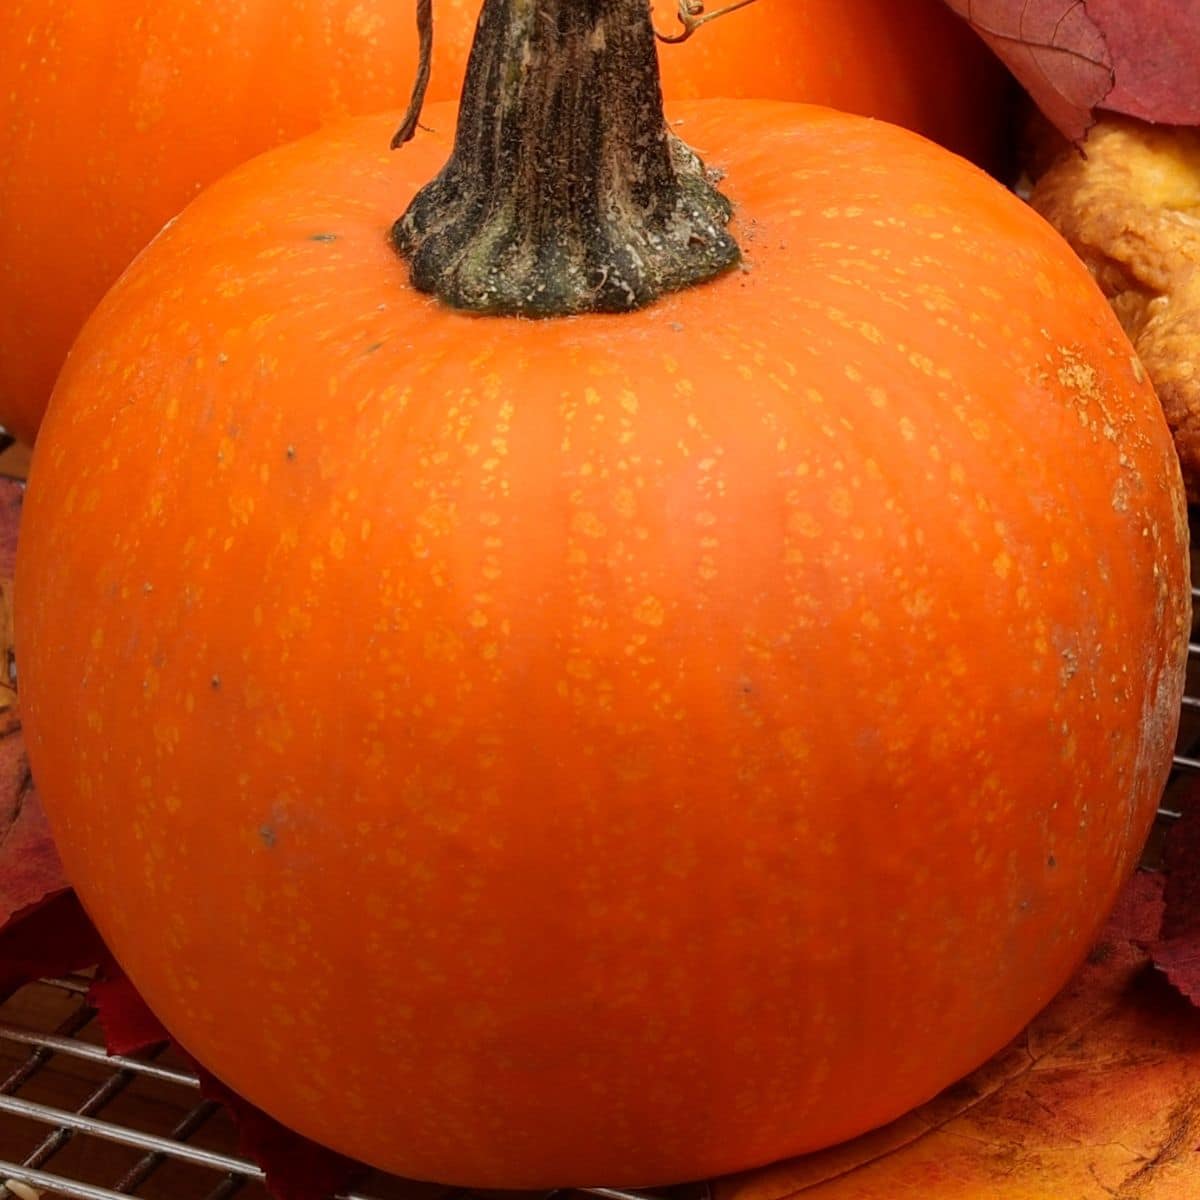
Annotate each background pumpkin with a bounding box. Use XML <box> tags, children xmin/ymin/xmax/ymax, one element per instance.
<box><xmin>14</xmin><ymin>0</ymin><xmax>1185</xmax><ymax>1172</ymax></box>
<box><xmin>0</xmin><ymin>0</ymin><xmax>1011</xmax><ymax>447</ymax></box>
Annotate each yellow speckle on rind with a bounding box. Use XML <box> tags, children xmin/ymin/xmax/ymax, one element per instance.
<box><xmin>633</xmin><ymin>596</ymin><xmax>665</xmax><ymax>627</ymax></box>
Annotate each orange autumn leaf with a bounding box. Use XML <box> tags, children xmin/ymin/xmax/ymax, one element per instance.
<box><xmin>718</xmin><ymin>872</ymin><xmax>1200</xmax><ymax>1200</ymax></box>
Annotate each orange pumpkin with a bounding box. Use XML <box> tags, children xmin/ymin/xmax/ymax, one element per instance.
<box><xmin>0</xmin><ymin>0</ymin><xmax>1010</xmax><ymax>447</ymax></box>
<box><xmin>16</xmin><ymin>2</ymin><xmax>1179</xmax><ymax>1187</ymax></box>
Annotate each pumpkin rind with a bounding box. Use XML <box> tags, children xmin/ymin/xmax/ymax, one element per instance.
<box><xmin>0</xmin><ymin>0</ymin><xmax>1011</xmax><ymax>445</ymax></box>
<box><xmin>15</xmin><ymin>101</ymin><xmax>1188</xmax><ymax>1187</ymax></box>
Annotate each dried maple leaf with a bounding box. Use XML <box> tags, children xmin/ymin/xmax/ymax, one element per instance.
<box><xmin>0</xmin><ymin>475</ymin><xmax>20</xmax><ymax>569</ymax></box>
<box><xmin>1153</xmin><ymin>789</ymin><xmax>1200</xmax><ymax>1005</ymax></box>
<box><xmin>943</xmin><ymin>0</ymin><xmax>1200</xmax><ymax>141</ymax></box>
<box><xmin>0</xmin><ymin>890</ymin><xmax>105</xmax><ymax>1000</ymax></box>
<box><xmin>88</xmin><ymin>954</ymin><xmax>171</xmax><ymax>1055</ymax></box>
<box><xmin>0</xmin><ymin>478</ymin><xmax>20</xmax><ymax>714</ymax></box>
<box><xmin>1086</xmin><ymin>0</ymin><xmax>1200</xmax><ymax>126</ymax></box>
<box><xmin>718</xmin><ymin>872</ymin><xmax>1200</xmax><ymax>1199</ymax></box>
<box><xmin>0</xmin><ymin>477</ymin><xmax>65</xmax><ymax>930</ymax></box>
<box><xmin>197</xmin><ymin>1068</ymin><xmax>370</xmax><ymax>1200</ymax></box>
<box><xmin>0</xmin><ymin>705</ymin><xmax>67</xmax><ymax>926</ymax></box>
<box><xmin>942</xmin><ymin>0</ymin><xmax>1112</xmax><ymax>141</ymax></box>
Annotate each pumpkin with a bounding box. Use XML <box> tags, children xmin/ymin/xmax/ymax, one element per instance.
<box><xmin>0</xmin><ymin>0</ymin><xmax>1011</xmax><ymax>447</ymax></box>
<box><xmin>15</xmin><ymin>0</ymin><xmax>1183</xmax><ymax>1188</ymax></box>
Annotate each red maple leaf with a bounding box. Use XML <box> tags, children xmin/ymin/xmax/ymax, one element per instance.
<box><xmin>943</xmin><ymin>0</ymin><xmax>1200</xmax><ymax>140</ymax></box>
<box><xmin>1087</xmin><ymin>0</ymin><xmax>1200</xmax><ymax>126</ymax></box>
<box><xmin>1153</xmin><ymin>787</ymin><xmax>1200</xmax><ymax>1004</ymax></box>
<box><xmin>196</xmin><ymin>1068</ymin><xmax>370</xmax><ymax>1200</ymax></box>
<box><xmin>0</xmin><ymin>891</ymin><xmax>105</xmax><ymax>1000</ymax></box>
<box><xmin>0</xmin><ymin>708</ymin><xmax>68</xmax><ymax>927</ymax></box>
<box><xmin>0</xmin><ymin>478</ymin><xmax>66</xmax><ymax>928</ymax></box>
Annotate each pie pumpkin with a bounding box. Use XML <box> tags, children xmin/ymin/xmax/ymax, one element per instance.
<box><xmin>15</xmin><ymin>0</ymin><xmax>1176</xmax><ymax>1188</ymax></box>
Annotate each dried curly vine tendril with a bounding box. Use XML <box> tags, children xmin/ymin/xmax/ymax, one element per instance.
<box><xmin>391</xmin><ymin>0</ymin><xmax>433</xmax><ymax>149</ymax></box>
<box><xmin>655</xmin><ymin>0</ymin><xmax>760</xmax><ymax>44</ymax></box>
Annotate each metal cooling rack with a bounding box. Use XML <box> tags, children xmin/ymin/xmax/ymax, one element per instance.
<box><xmin>0</xmin><ymin>977</ymin><xmax>698</xmax><ymax>1200</ymax></box>
<box><xmin>0</xmin><ymin>975</ymin><xmax>264</xmax><ymax>1200</ymax></box>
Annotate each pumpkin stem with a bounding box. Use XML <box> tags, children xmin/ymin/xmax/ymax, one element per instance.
<box><xmin>391</xmin><ymin>0</ymin><xmax>740</xmax><ymax>317</ymax></box>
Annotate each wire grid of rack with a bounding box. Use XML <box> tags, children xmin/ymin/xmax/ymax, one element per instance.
<box><xmin>0</xmin><ymin>975</ymin><xmax>710</xmax><ymax>1200</ymax></box>
<box><xmin>2</xmin><ymin>420</ymin><xmax>1199</xmax><ymax>1199</ymax></box>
